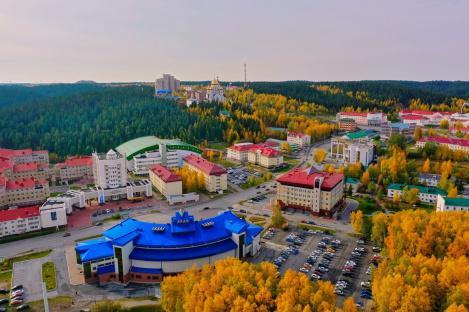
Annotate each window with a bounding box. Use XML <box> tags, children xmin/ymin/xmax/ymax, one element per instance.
<box><xmin>51</xmin><ymin>211</ymin><xmax>57</xmax><ymax>221</ymax></box>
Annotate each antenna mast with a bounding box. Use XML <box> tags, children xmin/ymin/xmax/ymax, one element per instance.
<box><xmin>244</xmin><ymin>63</ymin><xmax>247</xmax><ymax>89</ymax></box>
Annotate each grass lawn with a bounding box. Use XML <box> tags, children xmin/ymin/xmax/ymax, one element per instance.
<box><xmin>0</xmin><ymin>270</ymin><xmax>12</xmax><ymax>289</ymax></box>
<box><xmin>50</xmin><ymin>191</ymin><xmax>64</xmax><ymax>197</ymax></box>
<box><xmin>0</xmin><ymin>227</ymin><xmax>63</xmax><ymax>245</ymax></box>
<box><xmin>355</xmin><ymin>196</ymin><xmax>382</xmax><ymax>215</ymax></box>
<box><xmin>207</xmin><ymin>142</ymin><xmax>229</xmax><ymax>151</ymax></box>
<box><xmin>29</xmin><ymin>296</ymin><xmax>73</xmax><ymax>312</ymax></box>
<box><xmin>0</xmin><ymin>249</ymin><xmax>52</xmax><ymax>271</ymax></box>
<box><xmin>75</xmin><ymin>234</ymin><xmax>103</xmax><ymax>242</ymax></box>
<box><xmin>42</xmin><ymin>261</ymin><xmax>57</xmax><ymax>291</ymax></box>
<box><xmin>298</xmin><ymin>223</ymin><xmax>336</xmax><ymax>235</ymax></box>
<box><xmin>248</xmin><ymin>216</ymin><xmax>266</xmax><ymax>223</ymax></box>
<box><xmin>212</xmin><ymin>158</ymin><xmax>237</xmax><ymax>168</ymax></box>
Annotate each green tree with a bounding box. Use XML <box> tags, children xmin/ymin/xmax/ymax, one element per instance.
<box><xmin>271</xmin><ymin>205</ymin><xmax>286</xmax><ymax>228</ymax></box>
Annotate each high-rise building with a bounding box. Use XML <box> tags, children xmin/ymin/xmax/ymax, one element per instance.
<box><xmin>155</xmin><ymin>74</ymin><xmax>180</xmax><ymax>95</ymax></box>
<box><xmin>92</xmin><ymin>149</ymin><xmax>127</xmax><ymax>189</ymax></box>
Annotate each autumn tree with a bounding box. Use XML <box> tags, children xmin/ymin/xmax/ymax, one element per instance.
<box><xmin>313</xmin><ymin>148</ymin><xmax>327</xmax><ymax>163</ymax></box>
<box><xmin>421</xmin><ymin>158</ymin><xmax>431</xmax><ymax>173</ymax></box>
<box><xmin>272</xmin><ymin>204</ymin><xmax>286</xmax><ymax>228</ymax></box>
<box><xmin>371</xmin><ymin>212</ymin><xmax>388</xmax><ymax>247</ymax></box>
<box><xmin>440</xmin><ymin>119</ymin><xmax>449</xmax><ymax>129</ymax></box>
<box><xmin>414</xmin><ymin>127</ymin><xmax>423</xmax><ymax>141</ymax></box>
<box><xmin>350</xmin><ymin>210</ymin><xmax>363</xmax><ymax>234</ymax></box>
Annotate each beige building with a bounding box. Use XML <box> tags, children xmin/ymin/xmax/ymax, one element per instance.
<box><xmin>155</xmin><ymin>74</ymin><xmax>180</xmax><ymax>93</ymax></box>
<box><xmin>247</xmin><ymin>147</ymin><xmax>283</xmax><ymax>168</ymax></box>
<box><xmin>0</xmin><ymin>177</ymin><xmax>50</xmax><ymax>208</ymax></box>
<box><xmin>276</xmin><ymin>167</ymin><xmax>344</xmax><ymax>217</ymax></box>
<box><xmin>92</xmin><ymin>150</ymin><xmax>127</xmax><ymax>189</ymax></box>
<box><xmin>0</xmin><ymin>148</ymin><xmax>49</xmax><ymax>165</ymax></box>
<box><xmin>0</xmin><ymin>206</ymin><xmax>41</xmax><ymax>238</ymax></box>
<box><xmin>0</xmin><ymin>159</ymin><xmax>48</xmax><ymax>180</ymax></box>
<box><xmin>287</xmin><ymin>132</ymin><xmax>311</xmax><ymax>148</ymax></box>
<box><xmin>183</xmin><ymin>154</ymin><xmax>227</xmax><ymax>193</ymax></box>
<box><xmin>55</xmin><ymin>156</ymin><xmax>93</xmax><ymax>183</ymax></box>
<box><xmin>149</xmin><ymin>164</ymin><xmax>182</xmax><ymax>198</ymax></box>
<box><xmin>330</xmin><ymin>137</ymin><xmax>374</xmax><ymax>166</ymax></box>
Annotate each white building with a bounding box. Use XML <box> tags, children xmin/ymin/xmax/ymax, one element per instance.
<box><xmin>39</xmin><ymin>199</ymin><xmax>68</xmax><ymax>228</ymax></box>
<box><xmin>436</xmin><ymin>195</ymin><xmax>469</xmax><ymax>212</ymax></box>
<box><xmin>418</xmin><ymin>173</ymin><xmax>441</xmax><ymax>187</ymax></box>
<box><xmin>387</xmin><ymin>184</ymin><xmax>447</xmax><ymax>204</ymax></box>
<box><xmin>336</xmin><ymin>112</ymin><xmax>387</xmax><ymax>126</ymax></box>
<box><xmin>287</xmin><ymin>132</ymin><xmax>311</xmax><ymax>148</ymax></box>
<box><xmin>330</xmin><ymin>137</ymin><xmax>374</xmax><ymax>166</ymax></box>
<box><xmin>92</xmin><ymin>150</ymin><xmax>127</xmax><ymax>189</ymax></box>
<box><xmin>0</xmin><ymin>206</ymin><xmax>41</xmax><ymax>238</ymax></box>
<box><xmin>247</xmin><ymin>148</ymin><xmax>283</xmax><ymax>168</ymax></box>
<box><xmin>416</xmin><ymin>137</ymin><xmax>469</xmax><ymax>154</ymax></box>
<box><xmin>206</xmin><ymin>77</ymin><xmax>225</xmax><ymax>103</ymax></box>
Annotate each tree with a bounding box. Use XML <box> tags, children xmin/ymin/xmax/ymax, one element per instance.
<box><xmin>388</xmin><ymin>133</ymin><xmax>407</xmax><ymax>151</ymax></box>
<box><xmin>393</xmin><ymin>191</ymin><xmax>400</xmax><ymax>206</ymax></box>
<box><xmin>414</xmin><ymin>127</ymin><xmax>423</xmax><ymax>141</ymax></box>
<box><xmin>271</xmin><ymin>204</ymin><xmax>286</xmax><ymax>228</ymax></box>
<box><xmin>448</xmin><ymin>186</ymin><xmax>458</xmax><ymax>198</ymax></box>
<box><xmin>280</xmin><ymin>142</ymin><xmax>292</xmax><ymax>154</ymax></box>
<box><xmin>401</xmin><ymin>187</ymin><xmax>419</xmax><ymax>205</ymax></box>
<box><xmin>440</xmin><ymin>119</ymin><xmax>449</xmax><ymax>129</ymax></box>
<box><xmin>422</xmin><ymin>158</ymin><xmax>431</xmax><ymax>173</ymax></box>
<box><xmin>422</xmin><ymin>142</ymin><xmax>438</xmax><ymax>158</ymax></box>
<box><xmin>371</xmin><ymin>212</ymin><xmax>388</xmax><ymax>247</ymax></box>
<box><xmin>313</xmin><ymin>149</ymin><xmax>327</xmax><ymax>163</ymax></box>
<box><xmin>360</xmin><ymin>171</ymin><xmax>370</xmax><ymax>186</ymax></box>
<box><xmin>350</xmin><ymin>210</ymin><xmax>363</xmax><ymax>234</ymax></box>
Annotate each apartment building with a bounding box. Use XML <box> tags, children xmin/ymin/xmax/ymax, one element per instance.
<box><xmin>287</xmin><ymin>132</ymin><xmax>311</xmax><ymax>148</ymax></box>
<box><xmin>155</xmin><ymin>74</ymin><xmax>180</xmax><ymax>94</ymax></box>
<box><xmin>276</xmin><ymin>167</ymin><xmax>344</xmax><ymax>217</ymax></box>
<box><xmin>0</xmin><ymin>158</ymin><xmax>48</xmax><ymax>180</ymax></box>
<box><xmin>336</xmin><ymin>112</ymin><xmax>387</xmax><ymax>126</ymax></box>
<box><xmin>0</xmin><ymin>206</ymin><xmax>41</xmax><ymax>238</ymax></box>
<box><xmin>387</xmin><ymin>183</ymin><xmax>447</xmax><ymax>203</ymax></box>
<box><xmin>92</xmin><ymin>150</ymin><xmax>127</xmax><ymax>189</ymax></box>
<box><xmin>227</xmin><ymin>142</ymin><xmax>279</xmax><ymax>162</ymax></box>
<box><xmin>330</xmin><ymin>137</ymin><xmax>374</xmax><ymax>166</ymax></box>
<box><xmin>416</xmin><ymin>137</ymin><xmax>469</xmax><ymax>154</ymax></box>
<box><xmin>183</xmin><ymin>154</ymin><xmax>227</xmax><ymax>193</ymax></box>
<box><xmin>338</xmin><ymin>119</ymin><xmax>357</xmax><ymax>132</ymax></box>
<box><xmin>0</xmin><ymin>148</ymin><xmax>49</xmax><ymax>165</ymax></box>
<box><xmin>0</xmin><ymin>177</ymin><xmax>49</xmax><ymax>208</ymax></box>
<box><xmin>55</xmin><ymin>156</ymin><xmax>93</xmax><ymax>183</ymax></box>
<box><xmin>149</xmin><ymin>165</ymin><xmax>182</xmax><ymax>198</ymax></box>
<box><xmin>418</xmin><ymin>173</ymin><xmax>441</xmax><ymax>187</ymax></box>
<box><xmin>247</xmin><ymin>147</ymin><xmax>283</xmax><ymax>168</ymax></box>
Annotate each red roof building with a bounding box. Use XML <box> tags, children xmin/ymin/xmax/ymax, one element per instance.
<box><xmin>417</xmin><ymin>136</ymin><xmax>469</xmax><ymax>149</ymax></box>
<box><xmin>150</xmin><ymin>165</ymin><xmax>182</xmax><ymax>183</ymax></box>
<box><xmin>0</xmin><ymin>206</ymin><xmax>40</xmax><ymax>223</ymax></box>
<box><xmin>183</xmin><ymin>154</ymin><xmax>226</xmax><ymax>176</ymax></box>
<box><xmin>277</xmin><ymin>168</ymin><xmax>344</xmax><ymax>191</ymax></box>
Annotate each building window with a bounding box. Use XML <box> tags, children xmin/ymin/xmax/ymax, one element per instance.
<box><xmin>51</xmin><ymin>211</ymin><xmax>57</xmax><ymax>221</ymax></box>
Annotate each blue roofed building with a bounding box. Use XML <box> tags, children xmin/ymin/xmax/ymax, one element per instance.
<box><xmin>75</xmin><ymin>210</ymin><xmax>263</xmax><ymax>285</ymax></box>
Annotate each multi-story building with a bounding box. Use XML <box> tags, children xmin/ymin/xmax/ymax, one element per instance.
<box><xmin>380</xmin><ymin>122</ymin><xmax>415</xmax><ymax>139</ymax></box>
<box><xmin>39</xmin><ymin>199</ymin><xmax>68</xmax><ymax>228</ymax></box>
<box><xmin>387</xmin><ymin>183</ymin><xmax>446</xmax><ymax>204</ymax></box>
<box><xmin>338</xmin><ymin>119</ymin><xmax>357</xmax><ymax>132</ymax></box>
<box><xmin>75</xmin><ymin>210</ymin><xmax>262</xmax><ymax>285</ymax></box>
<box><xmin>55</xmin><ymin>156</ymin><xmax>93</xmax><ymax>184</ymax></box>
<box><xmin>418</xmin><ymin>173</ymin><xmax>441</xmax><ymax>187</ymax></box>
<box><xmin>115</xmin><ymin>136</ymin><xmax>202</xmax><ymax>175</ymax></box>
<box><xmin>183</xmin><ymin>154</ymin><xmax>227</xmax><ymax>193</ymax></box>
<box><xmin>0</xmin><ymin>206</ymin><xmax>41</xmax><ymax>238</ymax></box>
<box><xmin>287</xmin><ymin>132</ymin><xmax>311</xmax><ymax>148</ymax></box>
<box><xmin>227</xmin><ymin>142</ymin><xmax>279</xmax><ymax>163</ymax></box>
<box><xmin>149</xmin><ymin>165</ymin><xmax>182</xmax><ymax>198</ymax></box>
<box><xmin>0</xmin><ymin>148</ymin><xmax>49</xmax><ymax>165</ymax></box>
<box><xmin>247</xmin><ymin>147</ymin><xmax>283</xmax><ymax>168</ymax></box>
<box><xmin>336</xmin><ymin>112</ymin><xmax>387</xmax><ymax>126</ymax></box>
<box><xmin>0</xmin><ymin>158</ymin><xmax>48</xmax><ymax>180</ymax></box>
<box><xmin>276</xmin><ymin>167</ymin><xmax>344</xmax><ymax>217</ymax></box>
<box><xmin>436</xmin><ymin>195</ymin><xmax>469</xmax><ymax>212</ymax></box>
<box><xmin>330</xmin><ymin>137</ymin><xmax>374</xmax><ymax>166</ymax></box>
<box><xmin>0</xmin><ymin>177</ymin><xmax>49</xmax><ymax>208</ymax></box>
<box><xmin>155</xmin><ymin>74</ymin><xmax>180</xmax><ymax>95</ymax></box>
<box><xmin>416</xmin><ymin>137</ymin><xmax>469</xmax><ymax>154</ymax></box>
<box><xmin>92</xmin><ymin>150</ymin><xmax>127</xmax><ymax>190</ymax></box>
<box><xmin>399</xmin><ymin>110</ymin><xmax>453</xmax><ymax>126</ymax></box>
<box><xmin>449</xmin><ymin>127</ymin><xmax>469</xmax><ymax>135</ymax></box>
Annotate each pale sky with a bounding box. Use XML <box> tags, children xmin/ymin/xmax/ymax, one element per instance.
<box><xmin>1</xmin><ymin>0</ymin><xmax>469</xmax><ymax>83</ymax></box>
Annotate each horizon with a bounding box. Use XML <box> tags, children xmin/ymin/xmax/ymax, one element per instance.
<box><xmin>2</xmin><ymin>0</ymin><xmax>469</xmax><ymax>83</ymax></box>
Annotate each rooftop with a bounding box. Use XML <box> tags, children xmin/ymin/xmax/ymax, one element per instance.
<box><xmin>228</xmin><ymin>141</ymin><xmax>279</xmax><ymax>152</ymax></box>
<box><xmin>149</xmin><ymin>164</ymin><xmax>181</xmax><ymax>183</ymax></box>
<box><xmin>418</xmin><ymin>136</ymin><xmax>469</xmax><ymax>148</ymax></box>
<box><xmin>345</xmin><ymin>129</ymin><xmax>376</xmax><ymax>140</ymax></box>
<box><xmin>400</xmin><ymin>109</ymin><xmax>452</xmax><ymax>116</ymax></box>
<box><xmin>0</xmin><ymin>206</ymin><xmax>40</xmax><ymax>222</ymax></box>
<box><xmin>277</xmin><ymin>167</ymin><xmax>344</xmax><ymax>191</ymax></box>
<box><xmin>116</xmin><ymin>136</ymin><xmax>202</xmax><ymax>160</ymax></box>
<box><xmin>5</xmin><ymin>177</ymin><xmax>48</xmax><ymax>191</ymax></box>
<box><xmin>183</xmin><ymin>154</ymin><xmax>226</xmax><ymax>176</ymax></box>
<box><xmin>58</xmin><ymin>156</ymin><xmax>92</xmax><ymax>168</ymax></box>
<box><xmin>287</xmin><ymin>131</ymin><xmax>308</xmax><ymax>138</ymax></box>
<box><xmin>387</xmin><ymin>183</ymin><xmax>447</xmax><ymax>195</ymax></box>
<box><xmin>442</xmin><ymin>196</ymin><xmax>469</xmax><ymax>207</ymax></box>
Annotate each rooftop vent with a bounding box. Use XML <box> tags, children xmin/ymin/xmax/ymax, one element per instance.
<box><xmin>152</xmin><ymin>226</ymin><xmax>165</xmax><ymax>232</ymax></box>
<box><xmin>201</xmin><ymin>221</ymin><xmax>214</xmax><ymax>228</ymax></box>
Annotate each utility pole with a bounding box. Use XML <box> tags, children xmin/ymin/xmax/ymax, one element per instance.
<box><xmin>244</xmin><ymin>63</ymin><xmax>247</xmax><ymax>89</ymax></box>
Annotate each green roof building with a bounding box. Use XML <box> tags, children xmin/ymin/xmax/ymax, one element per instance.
<box><xmin>387</xmin><ymin>183</ymin><xmax>447</xmax><ymax>204</ymax></box>
<box><xmin>436</xmin><ymin>195</ymin><xmax>469</xmax><ymax>212</ymax></box>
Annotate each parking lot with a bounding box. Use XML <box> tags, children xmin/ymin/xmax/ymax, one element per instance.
<box><xmin>227</xmin><ymin>167</ymin><xmax>260</xmax><ymax>186</ymax></box>
<box><xmin>253</xmin><ymin>225</ymin><xmax>379</xmax><ymax>309</ymax></box>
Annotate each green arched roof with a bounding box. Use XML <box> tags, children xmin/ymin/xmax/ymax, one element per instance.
<box><xmin>116</xmin><ymin>136</ymin><xmax>202</xmax><ymax>160</ymax></box>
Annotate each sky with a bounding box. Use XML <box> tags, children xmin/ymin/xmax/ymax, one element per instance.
<box><xmin>1</xmin><ymin>0</ymin><xmax>469</xmax><ymax>83</ymax></box>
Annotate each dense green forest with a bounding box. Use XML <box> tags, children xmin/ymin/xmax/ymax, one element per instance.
<box><xmin>0</xmin><ymin>86</ymin><xmax>225</xmax><ymax>156</ymax></box>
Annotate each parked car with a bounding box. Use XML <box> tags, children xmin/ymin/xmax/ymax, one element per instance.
<box><xmin>10</xmin><ymin>298</ymin><xmax>23</xmax><ymax>305</ymax></box>
<box><xmin>63</xmin><ymin>232</ymin><xmax>71</xmax><ymax>237</ymax></box>
<box><xmin>239</xmin><ymin>209</ymin><xmax>247</xmax><ymax>213</ymax></box>
<box><xmin>16</xmin><ymin>304</ymin><xmax>30</xmax><ymax>311</ymax></box>
<box><xmin>0</xmin><ymin>298</ymin><xmax>8</xmax><ymax>305</ymax></box>
<box><xmin>10</xmin><ymin>285</ymin><xmax>22</xmax><ymax>292</ymax></box>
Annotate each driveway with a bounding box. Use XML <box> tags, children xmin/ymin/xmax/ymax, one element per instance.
<box><xmin>340</xmin><ymin>198</ymin><xmax>359</xmax><ymax>223</ymax></box>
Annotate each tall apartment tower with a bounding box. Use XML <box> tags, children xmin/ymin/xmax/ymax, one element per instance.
<box><xmin>155</xmin><ymin>74</ymin><xmax>180</xmax><ymax>93</ymax></box>
<box><xmin>92</xmin><ymin>149</ymin><xmax>127</xmax><ymax>189</ymax></box>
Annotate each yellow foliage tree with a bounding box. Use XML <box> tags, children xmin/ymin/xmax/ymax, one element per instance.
<box><xmin>350</xmin><ymin>210</ymin><xmax>363</xmax><ymax>234</ymax></box>
<box><xmin>421</xmin><ymin>158</ymin><xmax>431</xmax><ymax>173</ymax></box>
<box><xmin>313</xmin><ymin>149</ymin><xmax>327</xmax><ymax>163</ymax></box>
